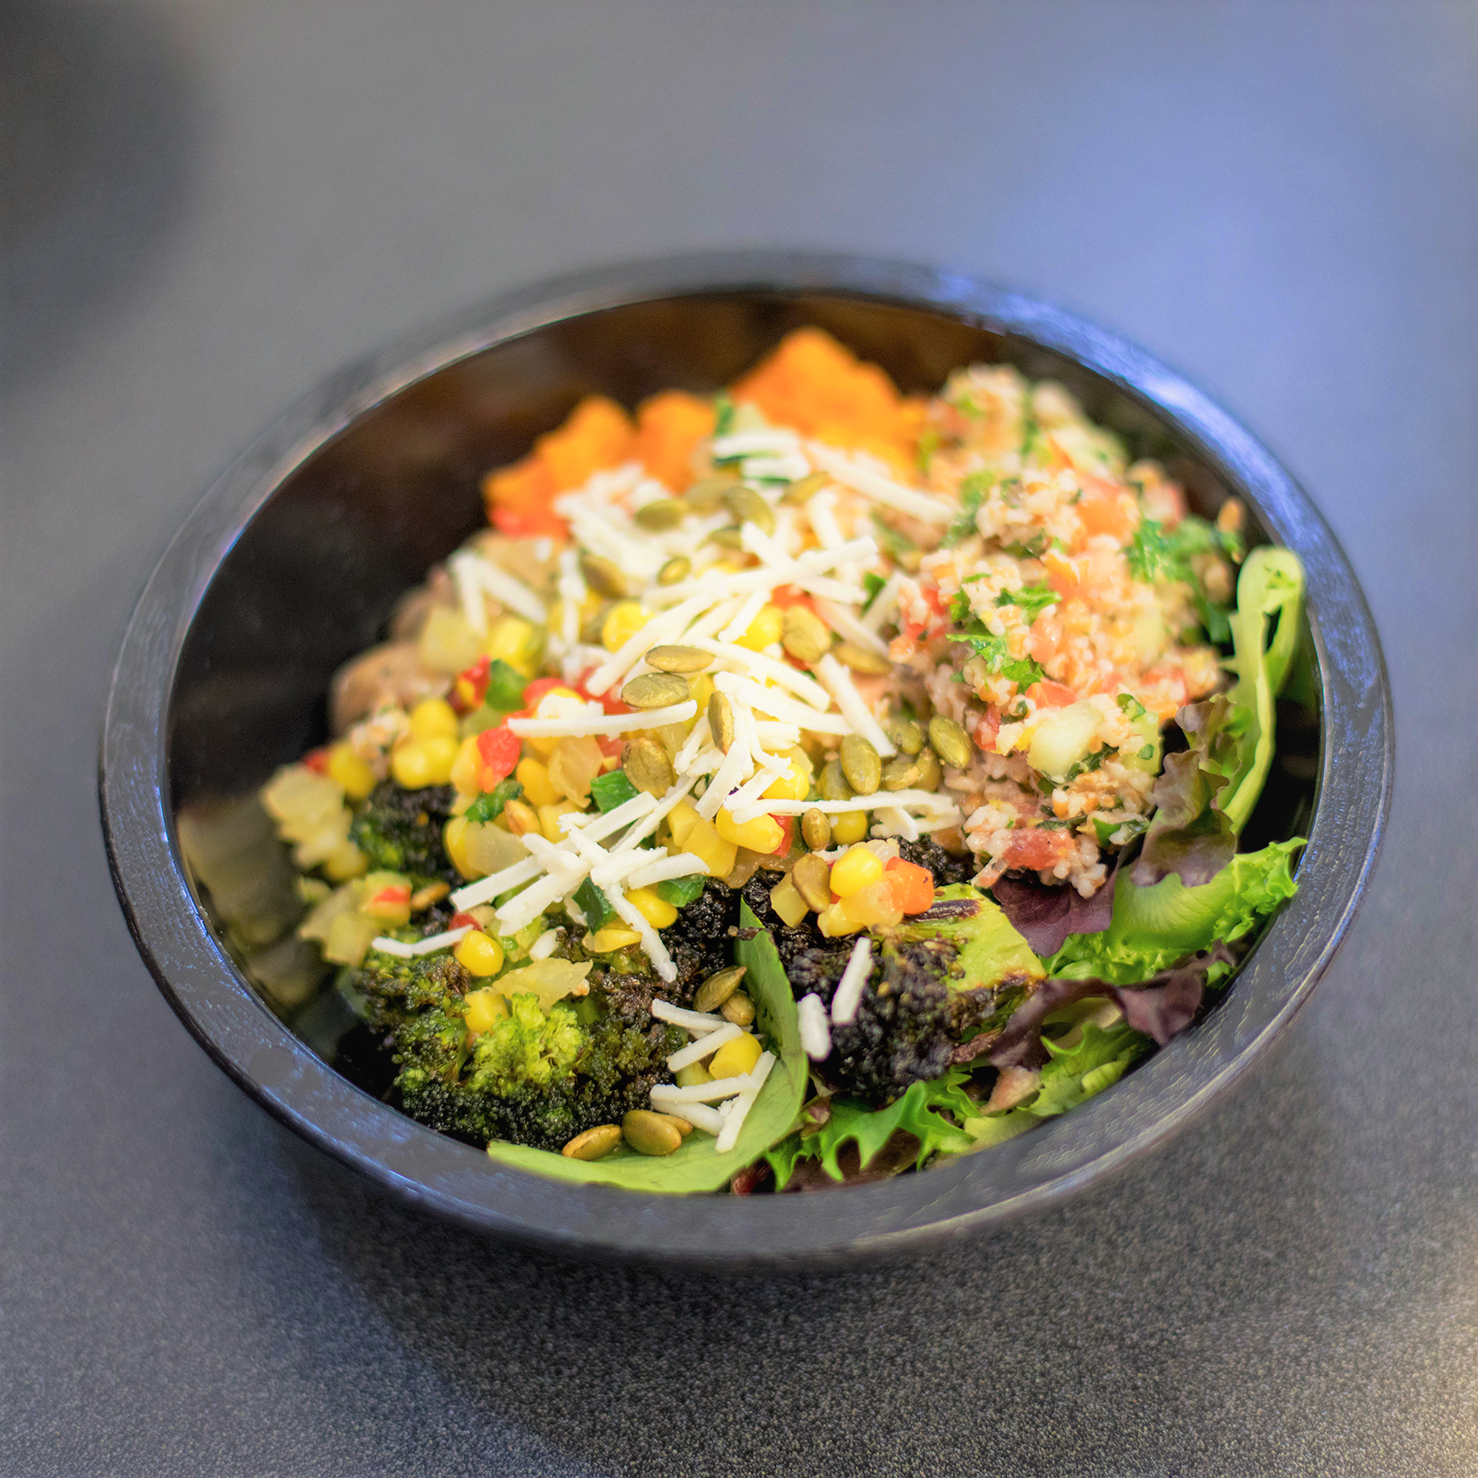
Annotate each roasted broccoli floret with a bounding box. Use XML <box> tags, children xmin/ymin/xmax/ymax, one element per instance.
<box><xmin>346</xmin><ymin>940</ymin><xmax>684</xmax><ymax>1152</ymax></box>
<box><xmin>349</xmin><ymin>781</ymin><xmax>459</xmax><ymax>884</ymax></box>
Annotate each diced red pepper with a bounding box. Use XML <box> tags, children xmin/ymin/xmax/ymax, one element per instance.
<box><xmin>453</xmin><ymin>655</ymin><xmax>491</xmax><ymax>713</ymax></box>
<box><xmin>302</xmin><ymin>747</ymin><xmax>330</xmax><ymax>774</ymax></box>
<box><xmin>768</xmin><ymin>816</ymin><xmax>795</xmax><ymax>856</ymax></box>
<box><xmin>574</xmin><ymin>666</ymin><xmax>630</xmax><ymax>715</ymax></box>
<box><xmin>521</xmin><ymin>676</ymin><xmax>570</xmax><ymax>710</ymax></box>
<box><xmin>476</xmin><ymin>725</ymin><xmax>521</xmax><ymax>781</ymax></box>
<box><xmin>595</xmin><ymin>735</ymin><xmax>624</xmax><ymax>759</ymax></box>
<box><xmin>450</xmin><ymin>911</ymin><xmax>479</xmax><ymax>931</ymax></box>
<box><xmin>883</xmin><ymin>856</ymin><xmax>935</xmax><ymax>914</ymax></box>
<box><xmin>369</xmin><ymin>884</ymin><xmax>411</xmax><ymax>908</ymax></box>
<box><xmin>767</xmin><ymin>585</ymin><xmax>812</xmax><ymax>610</ymax></box>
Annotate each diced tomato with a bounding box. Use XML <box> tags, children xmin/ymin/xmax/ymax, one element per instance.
<box><xmin>922</xmin><ymin>586</ymin><xmax>948</xmax><ymax>622</ymax></box>
<box><xmin>301</xmin><ymin>747</ymin><xmax>330</xmax><ymax>774</ymax></box>
<box><xmin>369</xmin><ymin>884</ymin><xmax>411</xmax><ymax>908</ymax></box>
<box><xmin>521</xmin><ymin>676</ymin><xmax>570</xmax><ymax>710</ymax></box>
<box><xmin>1042</xmin><ymin>551</ymin><xmax>1084</xmax><ymax>604</ymax></box>
<box><xmin>1002</xmin><ymin>828</ymin><xmax>1075</xmax><ymax>871</ymax></box>
<box><xmin>1027</xmin><ymin>680</ymin><xmax>1078</xmax><ymax>709</ymax></box>
<box><xmin>1076</xmin><ymin>480</ymin><xmax>1137</xmax><ymax>543</ymax></box>
<box><xmin>450</xmin><ymin>911</ymin><xmax>479</xmax><ymax>931</ymax></box>
<box><xmin>972</xmin><ymin>707</ymin><xmax>1001</xmax><ymax>750</ymax></box>
<box><xmin>768</xmin><ymin>816</ymin><xmax>795</xmax><ymax>855</ymax></box>
<box><xmin>453</xmin><ymin>655</ymin><xmax>491</xmax><ymax>714</ymax></box>
<box><xmin>595</xmin><ymin>735</ymin><xmax>624</xmax><ymax>759</ymax></box>
<box><xmin>491</xmin><ymin>504</ymin><xmax>566</xmax><ymax>539</ymax></box>
<box><xmin>883</xmin><ymin>857</ymin><xmax>934</xmax><ymax>914</ymax></box>
<box><xmin>767</xmin><ymin>585</ymin><xmax>813</xmax><ymax>610</ymax></box>
<box><xmin>476</xmin><ymin>725</ymin><xmax>521</xmax><ymax>780</ymax></box>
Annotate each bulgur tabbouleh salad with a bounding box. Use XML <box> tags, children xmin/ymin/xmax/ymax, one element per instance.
<box><xmin>254</xmin><ymin>328</ymin><xmax>1306</xmax><ymax>1192</ymax></box>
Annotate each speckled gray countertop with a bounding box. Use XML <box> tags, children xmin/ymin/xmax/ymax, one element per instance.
<box><xmin>3</xmin><ymin>3</ymin><xmax>1476</xmax><ymax>1474</ymax></box>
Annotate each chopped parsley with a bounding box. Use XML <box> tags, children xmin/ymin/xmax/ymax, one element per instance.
<box><xmin>861</xmin><ymin>572</ymin><xmax>887</xmax><ymax>612</ymax></box>
<box><xmin>994</xmin><ymin>583</ymin><xmax>1059</xmax><ymax>621</ymax></box>
<box><xmin>952</xmin><ymin>622</ymin><xmax>1047</xmax><ymax>688</ymax></box>
<box><xmin>712</xmin><ymin>392</ymin><xmax>736</xmax><ymax>439</ymax></box>
<box><xmin>941</xmin><ymin>470</ymin><xmax>994</xmax><ymax>547</ymax></box>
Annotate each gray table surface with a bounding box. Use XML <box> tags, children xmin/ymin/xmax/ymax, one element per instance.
<box><xmin>4</xmin><ymin>3</ymin><xmax>1476</xmax><ymax>1474</ymax></box>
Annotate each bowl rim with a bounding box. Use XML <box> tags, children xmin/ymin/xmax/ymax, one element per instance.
<box><xmin>99</xmin><ymin>250</ymin><xmax>1392</xmax><ymax>1269</ymax></box>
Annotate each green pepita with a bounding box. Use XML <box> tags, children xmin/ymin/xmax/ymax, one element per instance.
<box><xmin>720</xmin><ymin>991</ymin><xmax>756</xmax><ymax>1028</ymax></box>
<box><xmin>693</xmin><ymin>965</ymin><xmax>747</xmax><ymax>1013</ymax></box>
<box><xmin>885</xmin><ymin>714</ymin><xmax>926</xmax><ymax>756</ymax></box>
<box><xmin>928</xmin><ymin>715</ymin><xmax>974</xmax><ymax>771</ymax></box>
<box><xmin>644</xmin><ymin>644</ymin><xmax>714</xmax><ymax>674</ymax></box>
<box><xmin>622</xmin><ymin>1110</ymin><xmax>683</xmax><ymax>1157</ymax></box>
<box><xmin>562</xmin><ymin>1124</ymin><xmax>623</xmax><ymax>1160</ymax></box>
<box><xmin>779</xmin><ymin>471</ymin><xmax>828</xmax><ymax>506</ymax></box>
<box><xmin>818</xmin><ymin>759</ymin><xmax>854</xmax><ymax>802</ymax></box>
<box><xmin>800</xmin><ymin>807</ymin><xmax>832</xmax><ymax>851</ymax></box>
<box><xmin>684</xmin><ymin>474</ymin><xmax>738</xmax><ymax>514</ymax></box>
<box><xmin>790</xmin><ymin>853</ymin><xmax>833</xmax><ymax>913</ymax></box>
<box><xmin>723</xmin><ymin>485</ymin><xmax>776</xmax><ymax>535</ymax></box>
<box><xmin>882</xmin><ymin>754</ymin><xmax>924</xmax><ymax>791</ymax></box>
<box><xmin>781</xmin><ymin>606</ymin><xmax>831</xmax><ymax>664</ymax></box>
<box><xmin>915</xmin><ymin>744</ymin><xmax>943</xmax><ymax>791</ymax></box>
<box><xmin>580</xmin><ymin>553</ymin><xmax>630</xmax><ymax>599</ymax></box>
<box><xmin>839</xmin><ymin>734</ymin><xmax>883</xmax><ymax>796</ymax></box>
<box><xmin>622</xmin><ymin>736</ymin><xmax>677</xmax><ymax>796</ymax></box>
<box><xmin>633</xmin><ymin>498</ymin><xmax>688</xmax><ymax>531</ymax></box>
<box><xmin>656</xmin><ymin>556</ymin><xmax>691</xmax><ymax>586</ymax></box>
<box><xmin>621</xmin><ymin>673</ymin><xmax>692</xmax><ymax>710</ymax></box>
<box><xmin>708</xmin><ymin>691</ymin><xmax>735</xmax><ymax>753</ymax></box>
<box><xmin>833</xmin><ymin>641</ymin><xmax>893</xmax><ymax>676</ymax></box>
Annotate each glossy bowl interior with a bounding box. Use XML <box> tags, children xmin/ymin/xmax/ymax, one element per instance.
<box><xmin>101</xmin><ymin>253</ymin><xmax>1391</xmax><ymax>1267</ymax></box>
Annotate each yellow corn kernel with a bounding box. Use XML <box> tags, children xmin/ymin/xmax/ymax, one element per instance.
<box><xmin>326</xmin><ymin>742</ymin><xmax>377</xmax><ymax>801</ymax></box>
<box><xmin>322</xmin><ymin>838</ymin><xmax>368</xmax><ymax>881</ymax></box>
<box><xmin>454</xmin><ymin>929</ymin><xmax>506</xmax><ymax>977</ymax></box>
<box><xmin>585</xmin><ymin>925</ymin><xmax>643</xmax><ymax>953</ymax></box>
<box><xmin>708</xmin><ymin>1031</ymin><xmax>762</xmax><ymax>1079</ymax></box>
<box><xmin>391</xmin><ymin>739</ymin><xmax>449</xmax><ymax>790</ymax></box>
<box><xmin>449</xmin><ymin>735</ymin><xmax>483</xmax><ymax>795</ymax></box>
<box><xmin>762</xmin><ymin>759</ymin><xmax>811</xmax><ymax>802</ymax></box>
<box><xmin>681</xmin><ymin>815</ymin><xmax>738</xmax><ymax>879</ymax></box>
<box><xmin>667</xmin><ymin>799</ymin><xmax>701</xmax><ymax>847</ymax></box>
<box><xmin>485</xmin><ymin>613</ymin><xmax>540</xmax><ymax>675</ymax></box>
<box><xmin>625</xmin><ymin>885</ymin><xmax>678</xmax><ymax>929</ymax></box>
<box><xmin>829</xmin><ymin>844</ymin><xmax>884</xmax><ymax>898</ymax></box>
<box><xmin>830</xmin><ymin>809</ymin><xmax>870</xmax><ymax>845</ymax></box>
<box><xmin>515</xmin><ymin>756</ymin><xmax>561</xmax><ymax>808</ymax></box>
<box><xmin>463</xmin><ymin>987</ymin><xmax>509</xmax><ymax>1035</ymax></box>
<box><xmin>601</xmin><ymin>601</ymin><xmax>650</xmax><ymax>652</ymax></box>
<box><xmin>685</xmin><ymin>672</ymin><xmax>715</xmax><ymax>725</ymax></box>
<box><xmin>443</xmin><ymin>816</ymin><xmax>475</xmax><ymax>878</ymax></box>
<box><xmin>715</xmin><ymin>807</ymin><xmax>785</xmax><ymax>854</ymax></box>
<box><xmin>408</xmin><ymin>697</ymin><xmax>459</xmax><ymax>743</ymax></box>
<box><xmin>538</xmin><ymin>801</ymin><xmax>581</xmax><ymax>843</ymax></box>
<box><xmin>768</xmin><ymin>873</ymin><xmax>809</xmax><ymax>927</ymax></box>
<box><xmin>502</xmin><ymin>799</ymin><xmax>541</xmax><ymax>836</ymax></box>
<box><xmin>736</xmin><ymin>602</ymin><xmax>784</xmax><ymax>652</ymax></box>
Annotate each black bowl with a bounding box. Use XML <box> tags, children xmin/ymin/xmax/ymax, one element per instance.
<box><xmin>100</xmin><ymin>252</ymin><xmax>1391</xmax><ymax>1268</ymax></box>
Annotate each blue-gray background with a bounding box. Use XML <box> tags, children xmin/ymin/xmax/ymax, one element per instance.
<box><xmin>3</xmin><ymin>3</ymin><xmax>1475</xmax><ymax>1474</ymax></box>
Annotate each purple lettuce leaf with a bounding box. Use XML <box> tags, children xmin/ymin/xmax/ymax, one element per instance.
<box><xmin>991</xmin><ymin>860</ymin><xmax>1119</xmax><ymax>956</ymax></box>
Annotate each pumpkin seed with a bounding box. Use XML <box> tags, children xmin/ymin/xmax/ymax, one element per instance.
<box><xmin>839</xmin><ymin>735</ymin><xmax>882</xmax><ymax>796</ymax></box>
<box><xmin>621</xmin><ymin>672</ymin><xmax>691</xmax><ymax>710</ymax></box>
<box><xmin>656</xmin><ymin>555</ymin><xmax>691</xmax><ymax>586</ymax></box>
<box><xmin>915</xmin><ymin>744</ymin><xmax>943</xmax><ymax>791</ymax></box>
<box><xmin>580</xmin><ymin>600</ymin><xmax>614</xmax><ymax>644</ymax></box>
<box><xmin>562</xmin><ymin>1124</ymin><xmax>622</xmax><ymax>1160</ymax></box>
<box><xmin>622</xmin><ymin>736</ymin><xmax>676</xmax><ymax>796</ymax></box>
<box><xmin>693</xmin><ymin>965</ymin><xmax>747</xmax><ymax>1013</ymax></box>
<box><xmin>723</xmin><ymin>485</ymin><xmax>776</xmax><ymax>535</ymax></box>
<box><xmin>881</xmin><ymin>754</ymin><xmax>924</xmax><ymax>791</ymax></box>
<box><xmin>781</xmin><ymin>606</ymin><xmax>831</xmax><ymax>663</ymax></box>
<box><xmin>633</xmin><ymin>498</ymin><xmax>687</xmax><ymax>531</ymax></box>
<box><xmin>720</xmin><ymin>990</ymin><xmax>756</xmax><ymax>1028</ymax></box>
<box><xmin>622</xmin><ymin>1109</ymin><xmax>683</xmax><ymax>1157</ymax></box>
<box><xmin>833</xmin><ymin>641</ymin><xmax>893</xmax><ymax>676</ymax></box>
<box><xmin>818</xmin><ymin>759</ymin><xmax>854</xmax><ymax>802</ymax></box>
<box><xmin>884</xmin><ymin>714</ymin><xmax>926</xmax><ymax>756</ymax></box>
<box><xmin>928</xmin><ymin>715</ymin><xmax>974</xmax><ymax>771</ymax></box>
<box><xmin>685</xmin><ymin>474</ymin><xmax>737</xmax><ymax>513</ymax></box>
<box><xmin>580</xmin><ymin>553</ymin><xmax>629</xmax><ymax>599</ymax></box>
<box><xmin>779</xmin><ymin>471</ymin><xmax>828</xmax><ymax>506</ymax></box>
<box><xmin>653</xmin><ymin>1111</ymin><xmax>693</xmax><ymax>1138</ymax></box>
<box><xmin>708</xmin><ymin>691</ymin><xmax>735</xmax><ymax>753</ymax></box>
<box><xmin>791</xmin><ymin>852</ymin><xmax>833</xmax><ymax>913</ymax></box>
<box><xmin>705</xmin><ymin>526</ymin><xmax>747</xmax><ymax>552</ymax></box>
<box><xmin>801</xmin><ymin>807</ymin><xmax>831</xmax><ymax>851</ymax></box>
<box><xmin>644</xmin><ymin>644</ymin><xmax>713</xmax><ymax>674</ymax></box>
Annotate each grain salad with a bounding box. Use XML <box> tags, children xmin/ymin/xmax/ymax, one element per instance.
<box><xmin>253</xmin><ymin>327</ymin><xmax>1307</xmax><ymax>1192</ymax></box>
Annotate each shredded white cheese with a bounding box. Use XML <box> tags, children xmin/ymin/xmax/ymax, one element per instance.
<box><xmin>714</xmin><ymin>1052</ymin><xmax>775</xmax><ymax>1153</ymax></box>
<box><xmin>830</xmin><ymin>937</ymin><xmax>873</xmax><ymax>1025</ymax></box>
<box><xmin>369</xmin><ymin>925</ymin><xmax>472</xmax><ymax>959</ymax></box>
<box><xmin>797</xmin><ymin>993</ymin><xmax>833</xmax><ymax>1061</ymax></box>
<box><xmin>666</xmin><ymin>1022</ymin><xmax>742</xmax><ymax>1072</ymax></box>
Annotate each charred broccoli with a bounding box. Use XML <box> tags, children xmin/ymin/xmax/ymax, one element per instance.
<box><xmin>743</xmin><ymin>875</ymin><xmax>1037</xmax><ymax>1107</ymax></box>
<box><xmin>346</xmin><ymin>941</ymin><xmax>683</xmax><ymax>1152</ymax></box>
<box><xmin>350</xmin><ymin>781</ymin><xmax>459</xmax><ymax>884</ymax></box>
